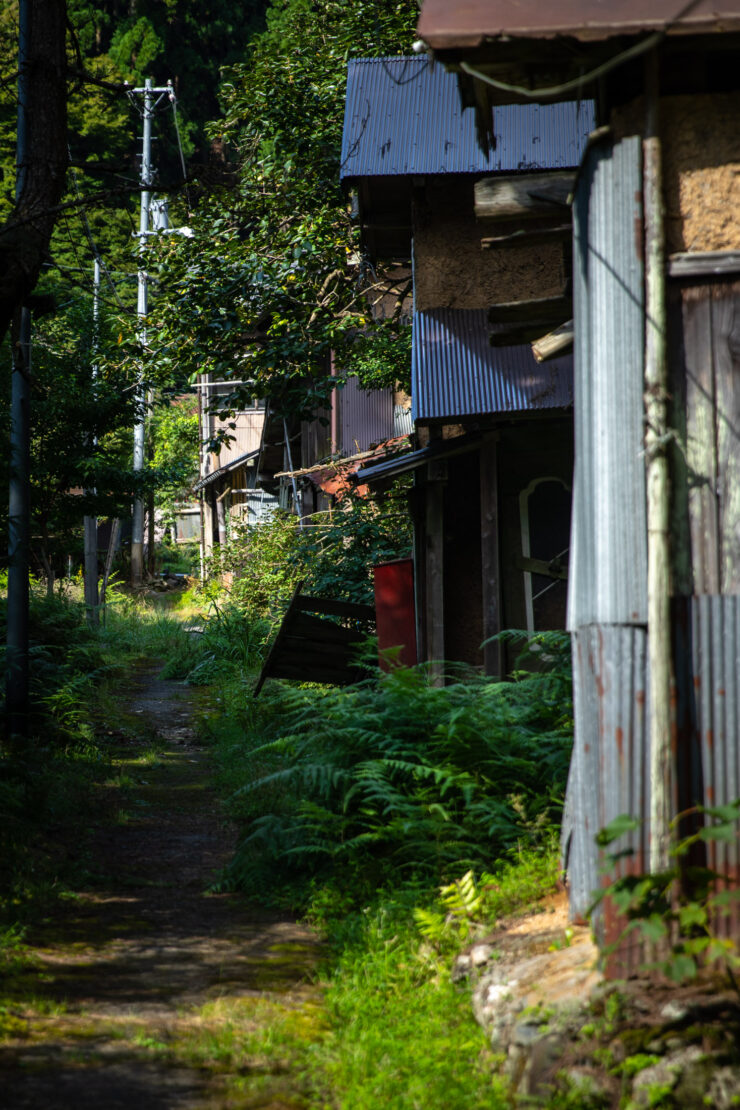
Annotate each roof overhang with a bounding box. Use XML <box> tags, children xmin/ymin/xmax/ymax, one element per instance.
<box><xmin>194</xmin><ymin>448</ymin><xmax>260</xmax><ymax>492</ymax></box>
<box><xmin>417</xmin><ymin>0</ymin><xmax>740</xmax><ymax>141</ymax></box>
<box><xmin>354</xmin><ymin>430</ymin><xmax>491</xmax><ymax>485</ymax></box>
<box><xmin>417</xmin><ymin>1</ymin><xmax>740</xmax><ymax>52</ymax></box>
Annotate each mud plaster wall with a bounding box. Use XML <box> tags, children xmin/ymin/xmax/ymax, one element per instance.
<box><xmin>413</xmin><ymin>178</ymin><xmax>566</xmax><ymax>311</ymax></box>
<box><xmin>611</xmin><ymin>92</ymin><xmax>740</xmax><ymax>254</ymax></box>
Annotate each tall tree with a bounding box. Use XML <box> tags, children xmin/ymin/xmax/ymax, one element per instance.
<box><xmin>0</xmin><ymin>0</ymin><xmax>67</xmax><ymax>343</ymax></box>
<box><xmin>143</xmin><ymin>0</ymin><xmax>418</xmax><ymax>421</ymax></box>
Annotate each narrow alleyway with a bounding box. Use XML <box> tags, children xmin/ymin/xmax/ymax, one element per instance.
<box><xmin>0</xmin><ymin>668</ymin><xmax>322</xmax><ymax>1109</ymax></box>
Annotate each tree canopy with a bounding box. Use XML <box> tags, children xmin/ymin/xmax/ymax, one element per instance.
<box><xmin>142</xmin><ymin>0</ymin><xmax>418</xmax><ymax>421</ymax></box>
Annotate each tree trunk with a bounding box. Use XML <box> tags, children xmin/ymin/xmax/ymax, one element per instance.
<box><xmin>0</xmin><ymin>0</ymin><xmax>68</xmax><ymax>343</ymax></box>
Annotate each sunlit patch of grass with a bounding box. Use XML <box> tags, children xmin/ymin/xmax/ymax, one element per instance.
<box><xmin>134</xmin><ymin>747</ymin><xmax>167</xmax><ymax>768</ymax></box>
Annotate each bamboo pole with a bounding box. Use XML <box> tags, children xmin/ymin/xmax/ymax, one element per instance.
<box><xmin>644</xmin><ymin>50</ymin><xmax>672</xmax><ymax>872</ymax></box>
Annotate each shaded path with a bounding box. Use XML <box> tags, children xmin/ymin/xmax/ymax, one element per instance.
<box><xmin>0</xmin><ymin>669</ymin><xmax>322</xmax><ymax>1109</ymax></box>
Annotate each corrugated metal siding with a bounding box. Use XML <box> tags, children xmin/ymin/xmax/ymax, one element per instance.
<box><xmin>568</xmin><ymin>135</ymin><xmax>647</xmax><ymax>629</ymax></box>
<box><xmin>339</xmin><ymin>376</ymin><xmax>395</xmax><ymax>454</ymax></box>
<box><xmin>564</xmin><ymin>135</ymin><xmax>650</xmax><ymax>953</ymax></box>
<box><xmin>341</xmin><ymin>58</ymin><xmax>595</xmax><ymax>179</ymax></box>
<box><xmin>566</xmin><ymin>626</ymin><xmax>650</xmax><ymax>930</ymax></box>
<box><xmin>394</xmin><ymin>404</ymin><xmax>413</xmax><ymax>437</ymax></box>
<box><xmin>412</xmin><ymin>307</ymin><xmax>573</xmax><ymax>421</ymax></box>
<box><xmin>679</xmin><ymin>595</ymin><xmax>740</xmax><ymax>940</ymax></box>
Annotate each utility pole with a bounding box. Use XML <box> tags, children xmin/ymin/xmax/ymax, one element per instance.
<box><xmin>7</xmin><ymin>0</ymin><xmax>31</xmax><ymax>738</ymax></box>
<box><xmin>83</xmin><ymin>258</ymin><xmax>100</xmax><ymax>625</ymax></box>
<box><xmin>129</xmin><ymin>79</ymin><xmax>189</xmax><ymax>586</ymax></box>
<box><xmin>129</xmin><ymin>79</ymin><xmax>179</xmax><ymax>586</ymax></box>
<box><xmin>130</xmin><ymin>77</ymin><xmax>154</xmax><ymax>587</ymax></box>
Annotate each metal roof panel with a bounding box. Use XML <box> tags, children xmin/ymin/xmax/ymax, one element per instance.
<box><xmin>341</xmin><ymin>58</ymin><xmax>594</xmax><ymax>179</ymax></box>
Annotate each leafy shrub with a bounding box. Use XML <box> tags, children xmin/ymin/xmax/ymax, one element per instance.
<box><xmin>213</xmin><ymin>632</ymin><xmax>572</xmax><ymax>904</ymax></box>
<box><xmin>206</xmin><ymin>480</ymin><xmax>412</xmax><ymax>623</ymax></box>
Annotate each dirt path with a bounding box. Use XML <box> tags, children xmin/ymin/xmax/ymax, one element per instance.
<box><xmin>0</xmin><ymin>668</ymin><xmax>323</xmax><ymax>1109</ymax></box>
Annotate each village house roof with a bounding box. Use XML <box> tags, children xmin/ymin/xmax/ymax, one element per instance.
<box><xmin>340</xmin><ymin>57</ymin><xmax>594</xmax><ymax>180</ymax></box>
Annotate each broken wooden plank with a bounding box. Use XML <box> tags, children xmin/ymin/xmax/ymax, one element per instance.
<box><xmin>475</xmin><ymin>172</ymin><xmax>575</xmax><ymax>221</ymax></box>
<box><xmin>481</xmin><ymin>223</ymin><xmax>571</xmax><ymax>249</ymax></box>
<box><xmin>479</xmin><ymin>438</ymin><xmax>502</xmax><ymax>679</ymax></box>
<box><xmin>532</xmin><ymin>319</ymin><xmax>574</xmax><ymax>362</ymax></box>
<box><xmin>254</xmin><ymin>582</ymin><xmax>376</xmax><ymax>695</ymax></box>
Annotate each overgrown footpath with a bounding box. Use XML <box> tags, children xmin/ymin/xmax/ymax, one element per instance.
<box><xmin>0</xmin><ymin>579</ymin><xmax>575</xmax><ymax>1108</ymax></box>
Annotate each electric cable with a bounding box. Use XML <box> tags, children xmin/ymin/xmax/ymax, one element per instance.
<box><xmin>169</xmin><ymin>90</ymin><xmax>193</xmax><ymax>213</ymax></box>
<box><xmin>457</xmin><ymin>0</ymin><xmax>707</xmax><ymax>101</ymax></box>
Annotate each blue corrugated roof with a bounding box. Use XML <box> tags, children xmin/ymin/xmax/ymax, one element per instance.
<box><xmin>341</xmin><ymin>58</ymin><xmax>595</xmax><ymax>180</ymax></box>
<box><xmin>412</xmin><ymin>308</ymin><xmax>573</xmax><ymax>422</ymax></box>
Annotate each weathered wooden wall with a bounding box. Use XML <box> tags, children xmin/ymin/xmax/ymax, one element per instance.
<box><xmin>670</xmin><ymin>280</ymin><xmax>740</xmax><ymax>593</ymax></box>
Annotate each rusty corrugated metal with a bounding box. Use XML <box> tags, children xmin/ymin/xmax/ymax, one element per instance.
<box><xmin>339</xmin><ymin>376</ymin><xmax>395</xmax><ymax>454</ymax></box>
<box><xmin>565</xmin><ymin>626</ymin><xmax>649</xmax><ymax>939</ymax></box>
<box><xmin>567</xmin><ymin>135</ymin><xmax>647</xmax><ymax>629</ymax></box>
<box><xmin>563</xmin><ymin>134</ymin><xmax>649</xmax><ymax>957</ymax></box>
<box><xmin>417</xmin><ymin>0</ymin><xmax>740</xmax><ymax>49</ymax></box>
<box><xmin>340</xmin><ymin>58</ymin><xmax>594</xmax><ymax>179</ymax></box>
<box><xmin>676</xmin><ymin>595</ymin><xmax>740</xmax><ymax>941</ymax></box>
<box><xmin>412</xmin><ymin>307</ymin><xmax>573</xmax><ymax>421</ymax></box>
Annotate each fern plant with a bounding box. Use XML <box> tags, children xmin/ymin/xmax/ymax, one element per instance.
<box><xmin>214</xmin><ymin>632</ymin><xmax>572</xmax><ymax>903</ymax></box>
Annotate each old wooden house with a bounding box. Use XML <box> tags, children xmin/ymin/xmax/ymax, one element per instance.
<box><xmin>343</xmin><ymin>57</ymin><xmax>593</xmax><ymax>674</ymax></box>
<box><xmin>417</xmin><ymin>0</ymin><xmax>740</xmax><ymax>963</ymax></box>
<box><xmin>194</xmin><ymin>376</ymin><xmax>278</xmax><ymax>558</ymax></box>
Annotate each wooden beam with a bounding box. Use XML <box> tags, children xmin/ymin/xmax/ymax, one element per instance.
<box><xmin>475</xmin><ymin>172</ymin><xmax>575</xmax><ymax>221</ymax></box>
<box><xmin>425</xmin><ymin>461</ymin><xmax>446</xmax><ymax>684</ymax></box>
<box><xmin>480</xmin><ymin>439</ymin><xmax>501</xmax><ymax>679</ymax></box>
<box><xmin>531</xmin><ymin>319</ymin><xmax>574</xmax><ymax>362</ymax></box>
<box><xmin>488</xmin><ymin>292</ymin><xmax>572</xmax><ymax>326</ymax></box>
<box><xmin>481</xmin><ymin>223</ymin><xmax>571</xmax><ymax>250</ymax></box>
<box><xmin>668</xmin><ymin>251</ymin><xmax>740</xmax><ymax>279</ymax></box>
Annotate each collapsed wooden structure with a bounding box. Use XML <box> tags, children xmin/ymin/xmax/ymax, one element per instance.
<box><xmin>254</xmin><ymin>583</ymin><xmax>375</xmax><ymax>694</ymax></box>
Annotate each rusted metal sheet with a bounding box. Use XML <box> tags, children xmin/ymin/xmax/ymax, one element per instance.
<box><xmin>569</xmin><ymin>597</ymin><xmax>740</xmax><ymax>965</ymax></box>
<box><xmin>565</xmin><ymin>626</ymin><xmax>650</xmax><ymax>935</ymax></box>
<box><xmin>412</xmin><ymin>307</ymin><xmax>573</xmax><ymax>421</ymax></box>
<box><xmin>417</xmin><ymin>0</ymin><xmax>740</xmax><ymax>49</ymax></box>
<box><xmin>674</xmin><ymin>594</ymin><xmax>740</xmax><ymax>941</ymax></box>
<box><xmin>339</xmin><ymin>376</ymin><xmax>395</xmax><ymax>454</ymax></box>
<box><xmin>340</xmin><ymin>57</ymin><xmax>593</xmax><ymax>179</ymax></box>
<box><xmin>567</xmin><ymin>134</ymin><xmax>647</xmax><ymax>629</ymax></box>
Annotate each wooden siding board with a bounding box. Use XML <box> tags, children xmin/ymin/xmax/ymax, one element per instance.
<box><xmin>683</xmin><ymin>291</ymin><xmax>720</xmax><ymax>593</ymax></box>
<box><xmin>713</xmin><ymin>288</ymin><xmax>740</xmax><ymax>592</ymax></box>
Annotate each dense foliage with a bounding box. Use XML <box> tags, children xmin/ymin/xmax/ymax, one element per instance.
<box><xmin>145</xmin><ymin>0</ymin><xmax>418</xmax><ymax>419</ymax></box>
<box><xmin>209</xmin><ymin>479</ymin><xmax>412</xmax><ymax>613</ymax></box>
<box><xmin>209</xmin><ymin>632</ymin><xmax>572</xmax><ymax>904</ymax></box>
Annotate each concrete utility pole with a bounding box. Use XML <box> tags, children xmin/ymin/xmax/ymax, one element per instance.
<box><xmin>129</xmin><ymin>79</ymin><xmax>184</xmax><ymax>586</ymax></box>
<box><xmin>131</xmin><ymin>78</ymin><xmax>154</xmax><ymax>586</ymax></box>
<box><xmin>644</xmin><ymin>50</ymin><xmax>672</xmax><ymax>872</ymax></box>
<box><xmin>7</xmin><ymin>0</ymin><xmax>32</xmax><ymax>737</ymax></box>
<box><xmin>83</xmin><ymin>259</ymin><xmax>100</xmax><ymax>625</ymax></box>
